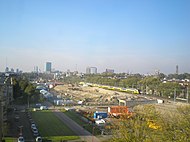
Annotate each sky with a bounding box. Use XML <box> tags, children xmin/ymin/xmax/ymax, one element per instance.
<box><xmin>0</xmin><ymin>0</ymin><xmax>190</xmax><ymax>74</ymax></box>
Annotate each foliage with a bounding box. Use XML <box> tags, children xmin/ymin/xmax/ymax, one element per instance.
<box><xmin>168</xmin><ymin>73</ymin><xmax>190</xmax><ymax>80</ymax></box>
<box><xmin>111</xmin><ymin>105</ymin><xmax>190</xmax><ymax>142</ymax></box>
<box><xmin>12</xmin><ymin>76</ymin><xmax>39</xmax><ymax>103</ymax></box>
<box><xmin>157</xmin><ymin>82</ymin><xmax>182</xmax><ymax>97</ymax></box>
<box><xmin>111</xmin><ymin>105</ymin><xmax>164</xmax><ymax>142</ymax></box>
<box><xmin>61</xmin><ymin>76</ymin><xmax>82</xmax><ymax>84</ymax></box>
<box><xmin>85</xmin><ymin>74</ymin><xmax>142</xmax><ymax>89</ymax></box>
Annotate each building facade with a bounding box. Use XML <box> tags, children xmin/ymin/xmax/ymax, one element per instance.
<box><xmin>46</xmin><ymin>62</ymin><xmax>52</xmax><ymax>73</ymax></box>
<box><xmin>0</xmin><ymin>75</ymin><xmax>13</xmax><ymax>141</ymax></box>
<box><xmin>106</xmin><ymin>69</ymin><xmax>114</xmax><ymax>73</ymax></box>
<box><xmin>86</xmin><ymin>67</ymin><xmax>97</xmax><ymax>74</ymax></box>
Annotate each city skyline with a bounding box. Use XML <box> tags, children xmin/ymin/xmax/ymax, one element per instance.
<box><xmin>0</xmin><ymin>63</ymin><xmax>184</xmax><ymax>75</ymax></box>
<box><xmin>0</xmin><ymin>0</ymin><xmax>190</xmax><ymax>74</ymax></box>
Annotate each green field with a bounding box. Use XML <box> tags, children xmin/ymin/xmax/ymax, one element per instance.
<box><xmin>3</xmin><ymin>137</ymin><xmax>17</xmax><ymax>142</ymax></box>
<box><xmin>64</xmin><ymin>110</ymin><xmax>101</xmax><ymax>135</ymax></box>
<box><xmin>32</xmin><ymin>111</ymin><xmax>79</xmax><ymax>141</ymax></box>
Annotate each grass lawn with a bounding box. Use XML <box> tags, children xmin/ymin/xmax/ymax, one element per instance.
<box><xmin>32</xmin><ymin>111</ymin><xmax>79</xmax><ymax>141</ymax></box>
<box><xmin>3</xmin><ymin>137</ymin><xmax>17</xmax><ymax>142</ymax></box>
<box><xmin>64</xmin><ymin>110</ymin><xmax>101</xmax><ymax>135</ymax></box>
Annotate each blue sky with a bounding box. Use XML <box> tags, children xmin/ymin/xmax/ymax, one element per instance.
<box><xmin>0</xmin><ymin>0</ymin><xmax>190</xmax><ymax>74</ymax></box>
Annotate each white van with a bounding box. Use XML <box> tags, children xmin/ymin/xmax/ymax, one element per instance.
<box><xmin>40</xmin><ymin>106</ymin><xmax>48</xmax><ymax>110</ymax></box>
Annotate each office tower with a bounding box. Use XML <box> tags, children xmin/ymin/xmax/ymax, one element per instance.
<box><xmin>106</xmin><ymin>69</ymin><xmax>114</xmax><ymax>73</ymax></box>
<box><xmin>34</xmin><ymin>66</ymin><xmax>39</xmax><ymax>73</ymax></box>
<box><xmin>90</xmin><ymin>67</ymin><xmax>97</xmax><ymax>74</ymax></box>
<box><xmin>10</xmin><ymin>68</ymin><xmax>14</xmax><ymax>72</ymax></box>
<box><xmin>46</xmin><ymin>62</ymin><xmax>52</xmax><ymax>73</ymax></box>
<box><xmin>86</xmin><ymin>67</ymin><xmax>91</xmax><ymax>74</ymax></box>
<box><xmin>86</xmin><ymin>67</ymin><xmax>97</xmax><ymax>74</ymax></box>
<box><xmin>176</xmin><ymin>65</ymin><xmax>179</xmax><ymax>75</ymax></box>
<box><xmin>5</xmin><ymin>67</ymin><xmax>9</xmax><ymax>72</ymax></box>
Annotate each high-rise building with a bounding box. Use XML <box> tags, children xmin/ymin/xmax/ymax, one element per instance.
<box><xmin>10</xmin><ymin>68</ymin><xmax>14</xmax><ymax>72</ymax></box>
<box><xmin>176</xmin><ymin>65</ymin><xmax>179</xmax><ymax>75</ymax></box>
<box><xmin>34</xmin><ymin>66</ymin><xmax>39</xmax><ymax>73</ymax></box>
<box><xmin>5</xmin><ymin>67</ymin><xmax>9</xmax><ymax>72</ymax></box>
<box><xmin>86</xmin><ymin>67</ymin><xmax>91</xmax><ymax>74</ymax></box>
<box><xmin>86</xmin><ymin>67</ymin><xmax>97</xmax><ymax>74</ymax></box>
<box><xmin>46</xmin><ymin>62</ymin><xmax>52</xmax><ymax>73</ymax></box>
<box><xmin>105</xmin><ymin>69</ymin><xmax>114</xmax><ymax>73</ymax></box>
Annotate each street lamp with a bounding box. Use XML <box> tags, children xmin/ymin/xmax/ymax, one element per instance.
<box><xmin>27</xmin><ymin>95</ymin><xmax>30</xmax><ymax>108</ymax></box>
<box><xmin>92</xmin><ymin>126</ymin><xmax>95</xmax><ymax>142</ymax></box>
<box><xmin>18</xmin><ymin>125</ymin><xmax>23</xmax><ymax>136</ymax></box>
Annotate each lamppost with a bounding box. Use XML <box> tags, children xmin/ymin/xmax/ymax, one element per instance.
<box><xmin>92</xmin><ymin>126</ymin><xmax>95</xmax><ymax>142</ymax></box>
<box><xmin>184</xmin><ymin>81</ymin><xmax>189</xmax><ymax>103</ymax></box>
<box><xmin>0</xmin><ymin>99</ymin><xmax>3</xmax><ymax>141</ymax></box>
<box><xmin>18</xmin><ymin>125</ymin><xmax>23</xmax><ymax>136</ymax></box>
<box><xmin>27</xmin><ymin>95</ymin><xmax>30</xmax><ymax>109</ymax></box>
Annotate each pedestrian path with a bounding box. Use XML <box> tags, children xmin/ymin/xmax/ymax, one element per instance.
<box><xmin>53</xmin><ymin>110</ymin><xmax>100</xmax><ymax>142</ymax></box>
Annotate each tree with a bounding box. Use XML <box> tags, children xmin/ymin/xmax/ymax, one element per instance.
<box><xmin>19</xmin><ymin>79</ymin><xmax>28</xmax><ymax>92</ymax></box>
<box><xmin>111</xmin><ymin>105</ymin><xmax>190</xmax><ymax>142</ymax></box>
<box><xmin>111</xmin><ymin>105</ymin><xmax>164</xmax><ymax>142</ymax></box>
<box><xmin>12</xmin><ymin>76</ymin><xmax>39</xmax><ymax>103</ymax></box>
<box><xmin>158</xmin><ymin>73</ymin><xmax>166</xmax><ymax>80</ymax></box>
<box><xmin>157</xmin><ymin>82</ymin><xmax>182</xmax><ymax>97</ymax></box>
<box><xmin>139</xmin><ymin>76</ymin><xmax>161</xmax><ymax>95</ymax></box>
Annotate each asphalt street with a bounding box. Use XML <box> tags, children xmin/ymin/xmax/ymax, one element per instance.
<box><xmin>7</xmin><ymin>105</ymin><xmax>35</xmax><ymax>142</ymax></box>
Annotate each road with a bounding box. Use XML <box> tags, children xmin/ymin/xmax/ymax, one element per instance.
<box><xmin>53</xmin><ymin>110</ymin><xmax>100</xmax><ymax>142</ymax></box>
<box><xmin>8</xmin><ymin>105</ymin><xmax>35</xmax><ymax>142</ymax></box>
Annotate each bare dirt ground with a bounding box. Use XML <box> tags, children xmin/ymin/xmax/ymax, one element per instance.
<box><xmin>53</xmin><ymin>84</ymin><xmax>190</xmax><ymax>115</ymax></box>
<box><xmin>53</xmin><ymin>85</ymin><xmax>139</xmax><ymax>105</ymax></box>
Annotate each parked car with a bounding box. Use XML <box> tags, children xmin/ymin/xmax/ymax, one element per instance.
<box><xmin>33</xmin><ymin>131</ymin><xmax>39</xmax><ymax>137</ymax></box>
<box><xmin>40</xmin><ymin>106</ymin><xmax>48</xmax><ymax>110</ymax></box>
<box><xmin>36</xmin><ymin>136</ymin><xmax>42</xmax><ymax>142</ymax></box>
<box><xmin>31</xmin><ymin>124</ymin><xmax>37</xmax><ymax>129</ymax></box>
<box><xmin>18</xmin><ymin>136</ymin><xmax>24</xmax><ymax>142</ymax></box>
<box><xmin>32</xmin><ymin>127</ymin><xmax>39</xmax><ymax>136</ymax></box>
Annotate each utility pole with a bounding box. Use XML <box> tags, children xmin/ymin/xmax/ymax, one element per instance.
<box><xmin>0</xmin><ymin>86</ymin><xmax>3</xmax><ymax>141</ymax></box>
<box><xmin>187</xmin><ymin>86</ymin><xmax>189</xmax><ymax>103</ymax></box>
<box><xmin>174</xmin><ymin>88</ymin><xmax>176</xmax><ymax>103</ymax></box>
<box><xmin>28</xmin><ymin>95</ymin><xmax>30</xmax><ymax>108</ymax></box>
<box><xmin>0</xmin><ymin>99</ymin><xmax>2</xmax><ymax>141</ymax></box>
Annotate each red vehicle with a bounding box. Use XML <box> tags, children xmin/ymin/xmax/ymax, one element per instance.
<box><xmin>108</xmin><ymin>106</ymin><xmax>132</xmax><ymax>117</ymax></box>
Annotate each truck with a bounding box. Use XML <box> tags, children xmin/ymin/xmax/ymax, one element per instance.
<box><xmin>108</xmin><ymin>106</ymin><xmax>131</xmax><ymax>117</ymax></box>
<box><xmin>93</xmin><ymin>111</ymin><xmax>108</xmax><ymax>119</ymax></box>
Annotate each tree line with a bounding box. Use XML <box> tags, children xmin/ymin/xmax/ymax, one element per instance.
<box><xmin>12</xmin><ymin>76</ymin><xmax>40</xmax><ymax>104</ymax></box>
<box><xmin>84</xmin><ymin>73</ymin><xmax>190</xmax><ymax>99</ymax></box>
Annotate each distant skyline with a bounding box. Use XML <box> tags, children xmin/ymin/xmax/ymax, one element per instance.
<box><xmin>0</xmin><ymin>0</ymin><xmax>190</xmax><ymax>74</ymax></box>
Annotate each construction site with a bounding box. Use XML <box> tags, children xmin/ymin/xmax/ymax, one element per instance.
<box><xmin>49</xmin><ymin>83</ymin><xmax>187</xmax><ymax>125</ymax></box>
